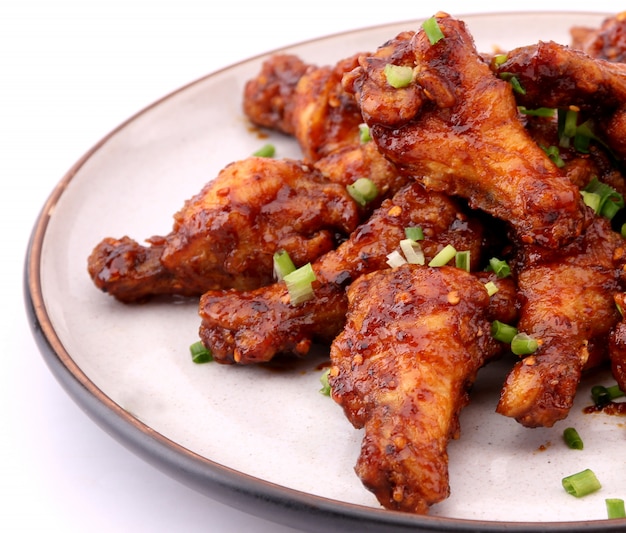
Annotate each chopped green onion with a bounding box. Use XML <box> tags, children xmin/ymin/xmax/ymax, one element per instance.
<box><xmin>455</xmin><ymin>250</ymin><xmax>471</xmax><ymax>272</ymax></box>
<box><xmin>581</xmin><ymin>191</ymin><xmax>602</xmax><ymax>214</ymax></box>
<box><xmin>563</xmin><ymin>427</ymin><xmax>584</xmax><ymax>450</ymax></box>
<box><xmin>622</xmin><ymin>223</ymin><xmax>626</xmax><ymax>239</ymax></box>
<box><xmin>422</xmin><ymin>16</ymin><xmax>445</xmax><ymax>45</ymax></box>
<box><xmin>559</xmin><ymin>108</ymin><xmax>579</xmax><ymax>148</ymax></box>
<box><xmin>562</xmin><ymin>469</ymin><xmax>602</xmax><ymax>498</ymax></box>
<box><xmin>405</xmin><ymin>226</ymin><xmax>424</xmax><ymax>241</ymax></box>
<box><xmin>592</xmin><ymin>384</ymin><xmax>625</xmax><ymax>407</ymax></box>
<box><xmin>541</xmin><ymin>145</ymin><xmax>565</xmax><ymax>168</ymax></box>
<box><xmin>488</xmin><ymin>257</ymin><xmax>511</xmax><ymax>278</ymax></box>
<box><xmin>491</xmin><ymin>320</ymin><xmax>517</xmax><ymax>344</ymax></box>
<box><xmin>273</xmin><ymin>249</ymin><xmax>296</xmax><ymax>281</ymax></box>
<box><xmin>484</xmin><ymin>281</ymin><xmax>499</xmax><ymax>297</ymax></box>
<box><xmin>384</xmin><ymin>63</ymin><xmax>414</xmax><ymax>89</ymax></box>
<box><xmin>582</xmin><ymin>177</ymin><xmax>624</xmax><ymax>220</ymax></box>
<box><xmin>499</xmin><ymin>73</ymin><xmax>526</xmax><ymax>95</ymax></box>
<box><xmin>319</xmin><ymin>368</ymin><xmax>331</xmax><ymax>396</ymax></box>
<box><xmin>493</xmin><ymin>54</ymin><xmax>508</xmax><ymax>66</ymax></box>
<box><xmin>359</xmin><ymin>123</ymin><xmax>371</xmax><ymax>143</ymax></box>
<box><xmin>400</xmin><ymin>238</ymin><xmax>425</xmax><ymax>265</ymax></box>
<box><xmin>386</xmin><ymin>250</ymin><xmax>407</xmax><ymax>268</ymax></box>
<box><xmin>253</xmin><ymin>143</ymin><xmax>276</xmax><ymax>158</ymax></box>
<box><xmin>511</xmin><ymin>332</ymin><xmax>539</xmax><ymax>355</ymax></box>
<box><xmin>428</xmin><ymin>244</ymin><xmax>457</xmax><ymax>267</ymax></box>
<box><xmin>190</xmin><ymin>340</ymin><xmax>213</xmax><ymax>364</ymax></box>
<box><xmin>283</xmin><ymin>263</ymin><xmax>317</xmax><ymax>305</ymax></box>
<box><xmin>519</xmin><ymin>107</ymin><xmax>555</xmax><ymax>118</ymax></box>
<box><xmin>606</xmin><ymin>498</ymin><xmax>626</xmax><ymax>519</ymax></box>
<box><xmin>347</xmin><ymin>177</ymin><xmax>378</xmax><ymax>206</ymax></box>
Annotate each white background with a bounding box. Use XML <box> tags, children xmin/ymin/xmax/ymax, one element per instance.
<box><xmin>1</xmin><ymin>1</ymin><xmax>621</xmax><ymax>531</ymax></box>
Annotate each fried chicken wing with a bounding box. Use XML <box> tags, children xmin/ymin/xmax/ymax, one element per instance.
<box><xmin>88</xmin><ymin>157</ymin><xmax>360</xmax><ymax>302</ymax></box>
<box><xmin>328</xmin><ymin>264</ymin><xmax>501</xmax><ymax>514</ymax></box>
<box><xmin>492</xmin><ymin>39</ymin><xmax>626</xmax><ymax>159</ymax></box>
<box><xmin>242</xmin><ymin>54</ymin><xmax>309</xmax><ymax>135</ymax></box>
<box><xmin>608</xmin><ymin>292</ymin><xmax>626</xmax><ymax>393</ymax></box>
<box><xmin>342</xmin><ymin>13</ymin><xmax>591</xmax><ymax>248</ymax></box>
<box><xmin>244</xmin><ymin>53</ymin><xmax>365</xmax><ymax>162</ymax></box>
<box><xmin>497</xmin><ymin>216</ymin><xmax>626</xmax><ymax>427</ymax></box>
<box><xmin>198</xmin><ymin>181</ymin><xmax>486</xmax><ymax>364</ymax></box>
<box><xmin>571</xmin><ymin>12</ymin><xmax>626</xmax><ymax>62</ymax></box>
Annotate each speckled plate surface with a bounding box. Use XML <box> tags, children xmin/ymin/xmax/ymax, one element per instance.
<box><xmin>25</xmin><ymin>11</ymin><xmax>626</xmax><ymax>532</ymax></box>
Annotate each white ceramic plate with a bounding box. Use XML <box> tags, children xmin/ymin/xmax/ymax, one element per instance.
<box><xmin>26</xmin><ymin>11</ymin><xmax>626</xmax><ymax>532</ymax></box>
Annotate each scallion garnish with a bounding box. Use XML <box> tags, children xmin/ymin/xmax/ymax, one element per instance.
<box><xmin>386</xmin><ymin>250</ymin><xmax>407</xmax><ymax>268</ymax></box>
<box><xmin>405</xmin><ymin>226</ymin><xmax>424</xmax><ymax>241</ymax></box>
<box><xmin>562</xmin><ymin>469</ymin><xmax>602</xmax><ymax>498</ymax></box>
<box><xmin>582</xmin><ymin>177</ymin><xmax>625</xmax><ymax>220</ymax></box>
<box><xmin>319</xmin><ymin>368</ymin><xmax>331</xmax><ymax>396</ymax></box>
<box><xmin>422</xmin><ymin>16</ymin><xmax>445</xmax><ymax>45</ymax></box>
<box><xmin>606</xmin><ymin>498</ymin><xmax>626</xmax><ymax>519</ymax></box>
<box><xmin>591</xmin><ymin>383</ymin><xmax>625</xmax><ymax>407</ymax></box>
<box><xmin>253</xmin><ymin>143</ymin><xmax>276</xmax><ymax>158</ymax></box>
<box><xmin>493</xmin><ymin>54</ymin><xmax>508</xmax><ymax>66</ymax></box>
<box><xmin>189</xmin><ymin>340</ymin><xmax>213</xmax><ymax>364</ymax></box>
<box><xmin>510</xmin><ymin>332</ymin><xmax>539</xmax><ymax>355</ymax></box>
<box><xmin>347</xmin><ymin>177</ymin><xmax>379</xmax><ymax>206</ymax></box>
<box><xmin>428</xmin><ymin>244</ymin><xmax>457</xmax><ymax>267</ymax></box>
<box><xmin>283</xmin><ymin>263</ymin><xmax>317</xmax><ymax>305</ymax></box>
<box><xmin>563</xmin><ymin>427</ymin><xmax>584</xmax><ymax>450</ymax></box>
<box><xmin>488</xmin><ymin>257</ymin><xmax>511</xmax><ymax>278</ymax></box>
<box><xmin>499</xmin><ymin>73</ymin><xmax>526</xmax><ymax>95</ymax></box>
<box><xmin>484</xmin><ymin>281</ymin><xmax>499</xmax><ymax>297</ymax></box>
<box><xmin>491</xmin><ymin>320</ymin><xmax>517</xmax><ymax>344</ymax></box>
<box><xmin>400</xmin><ymin>238</ymin><xmax>425</xmax><ymax>265</ymax></box>
<box><xmin>455</xmin><ymin>250</ymin><xmax>471</xmax><ymax>272</ymax></box>
<box><xmin>383</xmin><ymin>63</ymin><xmax>414</xmax><ymax>89</ymax></box>
<box><xmin>542</xmin><ymin>145</ymin><xmax>565</xmax><ymax>168</ymax></box>
<box><xmin>273</xmin><ymin>249</ymin><xmax>296</xmax><ymax>281</ymax></box>
<box><xmin>519</xmin><ymin>107</ymin><xmax>555</xmax><ymax>118</ymax></box>
<box><xmin>359</xmin><ymin>123</ymin><xmax>371</xmax><ymax>143</ymax></box>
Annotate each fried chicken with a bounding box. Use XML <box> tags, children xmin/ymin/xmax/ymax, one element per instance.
<box><xmin>328</xmin><ymin>264</ymin><xmax>502</xmax><ymax>514</ymax></box>
<box><xmin>571</xmin><ymin>12</ymin><xmax>626</xmax><ymax>62</ymax></box>
<box><xmin>608</xmin><ymin>292</ymin><xmax>626</xmax><ymax>393</ymax></box>
<box><xmin>198</xmin><ymin>181</ymin><xmax>486</xmax><ymax>364</ymax></box>
<box><xmin>244</xmin><ymin>53</ymin><xmax>364</xmax><ymax>162</ymax></box>
<box><xmin>342</xmin><ymin>13</ymin><xmax>591</xmax><ymax>249</ymax></box>
<box><xmin>87</xmin><ymin>157</ymin><xmax>360</xmax><ymax>302</ymax></box>
<box><xmin>497</xmin><ymin>216</ymin><xmax>626</xmax><ymax>427</ymax></box>
<box><xmin>492</xmin><ymin>39</ymin><xmax>626</xmax><ymax>160</ymax></box>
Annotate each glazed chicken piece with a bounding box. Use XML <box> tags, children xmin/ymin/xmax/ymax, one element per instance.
<box><xmin>492</xmin><ymin>39</ymin><xmax>626</xmax><ymax>160</ymax></box>
<box><xmin>88</xmin><ymin>157</ymin><xmax>360</xmax><ymax>302</ymax></box>
<box><xmin>244</xmin><ymin>53</ymin><xmax>364</xmax><ymax>162</ymax></box>
<box><xmin>497</xmin><ymin>216</ymin><xmax>626</xmax><ymax>428</ymax></box>
<box><xmin>608</xmin><ymin>292</ymin><xmax>626</xmax><ymax>393</ymax></box>
<box><xmin>242</xmin><ymin>54</ymin><xmax>310</xmax><ymax>136</ymax></box>
<box><xmin>571</xmin><ymin>12</ymin><xmax>626</xmax><ymax>62</ymax></box>
<box><xmin>342</xmin><ymin>13</ymin><xmax>590</xmax><ymax>248</ymax></box>
<box><xmin>243</xmin><ymin>52</ymin><xmax>407</xmax><ymax>199</ymax></box>
<box><xmin>328</xmin><ymin>264</ymin><xmax>502</xmax><ymax>514</ymax></box>
<box><xmin>198</xmin><ymin>181</ymin><xmax>486</xmax><ymax>364</ymax></box>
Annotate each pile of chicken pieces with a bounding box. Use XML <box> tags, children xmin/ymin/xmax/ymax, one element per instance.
<box><xmin>87</xmin><ymin>12</ymin><xmax>626</xmax><ymax>515</ymax></box>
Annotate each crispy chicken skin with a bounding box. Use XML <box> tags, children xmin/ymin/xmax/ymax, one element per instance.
<box><xmin>497</xmin><ymin>216</ymin><xmax>626</xmax><ymax>427</ymax></box>
<box><xmin>328</xmin><ymin>264</ymin><xmax>501</xmax><ymax>514</ymax></box>
<box><xmin>198</xmin><ymin>181</ymin><xmax>486</xmax><ymax>364</ymax></box>
<box><xmin>342</xmin><ymin>13</ymin><xmax>591</xmax><ymax>248</ymax></box>
<box><xmin>87</xmin><ymin>157</ymin><xmax>360</xmax><ymax>302</ymax></box>
<box><xmin>492</xmin><ymin>39</ymin><xmax>626</xmax><ymax>159</ymax></box>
